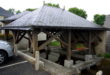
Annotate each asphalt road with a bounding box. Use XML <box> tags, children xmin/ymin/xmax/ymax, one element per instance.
<box><xmin>0</xmin><ymin>56</ymin><xmax>50</xmax><ymax>75</ymax></box>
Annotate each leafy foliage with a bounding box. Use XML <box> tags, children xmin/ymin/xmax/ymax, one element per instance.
<box><xmin>8</xmin><ymin>8</ymin><xmax>15</xmax><ymax>14</ymax></box>
<box><xmin>68</xmin><ymin>7</ymin><xmax>87</xmax><ymax>19</ymax></box>
<box><xmin>103</xmin><ymin>53</ymin><xmax>110</xmax><ymax>58</ymax></box>
<box><xmin>8</xmin><ymin>8</ymin><xmax>21</xmax><ymax>14</ymax></box>
<box><xmin>98</xmin><ymin>53</ymin><xmax>110</xmax><ymax>58</ymax></box>
<box><xmin>45</xmin><ymin>3</ymin><xmax>60</xmax><ymax>8</ymax></box>
<box><xmin>0</xmin><ymin>33</ymin><xmax>13</xmax><ymax>39</ymax></box>
<box><xmin>16</xmin><ymin>10</ymin><xmax>21</xmax><ymax>14</ymax></box>
<box><xmin>94</xmin><ymin>14</ymin><xmax>105</xmax><ymax>25</ymax></box>
<box><xmin>49</xmin><ymin>41</ymin><xmax>60</xmax><ymax>46</ymax></box>
<box><xmin>26</xmin><ymin>8</ymin><xmax>37</xmax><ymax>11</ymax></box>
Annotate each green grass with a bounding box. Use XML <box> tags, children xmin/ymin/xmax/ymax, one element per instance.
<box><xmin>103</xmin><ymin>53</ymin><xmax>110</xmax><ymax>58</ymax></box>
<box><xmin>49</xmin><ymin>41</ymin><xmax>60</xmax><ymax>46</ymax></box>
<box><xmin>98</xmin><ymin>53</ymin><xmax>110</xmax><ymax>58</ymax></box>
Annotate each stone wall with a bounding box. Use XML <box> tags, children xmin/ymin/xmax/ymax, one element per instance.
<box><xmin>104</xmin><ymin>15</ymin><xmax>110</xmax><ymax>52</ymax></box>
<box><xmin>17</xmin><ymin>32</ymin><xmax>47</xmax><ymax>50</ymax></box>
<box><xmin>95</xmin><ymin>31</ymin><xmax>107</xmax><ymax>54</ymax></box>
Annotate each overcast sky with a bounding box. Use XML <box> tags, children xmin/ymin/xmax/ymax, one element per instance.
<box><xmin>0</xmin><ymin>0</ymin><xmax>110</xmax><ymax>21</ymax></box>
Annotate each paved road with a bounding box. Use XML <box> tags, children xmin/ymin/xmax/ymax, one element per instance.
<box><xmin>0</xmin><ymin>56</ymin><xmax>24</xmax><ymax>67</ymax></box>
<box><xmin>0</xmin><ymin>56</ymin><xmax>50</xmax><ymax>75</ymax></box>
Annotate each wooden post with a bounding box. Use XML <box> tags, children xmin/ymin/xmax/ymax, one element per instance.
<box><xmin>32</xmin><ymin>30</ymin><xmax>39</xmax><ymax>70</ymax></box>
<box><xmin>27</xmin><ymin>31</ymin><xmax>33</xmax><ymax>52</ymax></box>
<box><xmin>32</xmin><ymin>31</ymin><xmax>38</xmax><ymax>56</ymax></box>
<box><xmin>46</xmin><ymin>32</ymin><xmax>68</xmax><ymax>46</ymax></box>
<box><xmin>89</xmin><ymin>31</ymin><xmax>92</xmax><ymax>54</ymax></box>
<box><xmin>67</xmin><ymin>30</ymin><xmax>72</xmax><ymax>60</ymax></box>
<box><xmin>64</xmin><ymin>30</ymin><xmax>73</xmax><ymax>68</ymax></box>
<box><xmin>5</xmin><ymin>30</ymin><xmax>9</xmax><ymax>40</ymax></box>
<box><xmin>12</xmin><ymin>31</ymin><xmax>18</xmax><ymax>56</ymax></box>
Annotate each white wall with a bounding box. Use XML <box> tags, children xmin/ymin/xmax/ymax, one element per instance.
<box><xmin>0</xmin><ymin>16</ymin><xmax>5</xmax><ymax>34</ymax></box>
<box><xmin>0</xmin><ymin>16</ymin><xmax>4</xmax><ymax>20</ymax></box>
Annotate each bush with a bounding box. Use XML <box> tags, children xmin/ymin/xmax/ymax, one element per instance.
<box><xmin>98</xmin><ymin>53</ymin><xmax>110</xmax><ymax>58</ymax></box>
<box><xmin>103</xmin><ymin>53</ymin><xmax>110</xmax><ymax>58</ymax></box>
<box><xmin>0</xmin><ymin>33</ymin><xmax>13</xmax><ymax>39</ymax></box>
<box><xmin>49</xmin><ymin>41</ymin><xmax>60</xmax><ymax>46</ymax></box>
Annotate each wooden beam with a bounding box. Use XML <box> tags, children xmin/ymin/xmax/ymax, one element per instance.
<box><xmin>27</xmin><ymin>31</ymin><xmax>33</xmax><ymax>52</ymax></box>
<box><xmin>17</xmin><ymin>50</ymin><xmax>35</xmax><ymax>64</ymax></box>
<box><xmin>16</xmin><ymin>32</ymin><xmax>26</xmax><ymax>43</ymax></box>
<box><xmin>39</xmin><ymin>37</ymin><xmax>54</xmax><ymax>50</ymax></box>
<box><xmin>15</xmin><ymin>31</ymin><xmax>21</xmax><ymax>42</ymax></box>
<box><xmin>46</xmin><ymin>32</ymin><xmax>68</xmax><ymax>47</ymax></box>
<box><xmin>67</xmin><ymin>30</ymin><xmax>72</xmax><ymax>60</ymax></box>
<box><xmin>24</xmin><ymin>36</ymin><xmax>30</xmax><ymax>40</ymax></box>
<box><xmin>28</xmin><ymin>31</ymin><xmax>32</xmax><ymax>42</ymax></box>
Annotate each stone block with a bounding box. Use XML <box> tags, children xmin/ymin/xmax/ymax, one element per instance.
<box><xmin>64</xmin><ymin>60</ymin><xmax>73</xmax><ymax>68</ymax></box>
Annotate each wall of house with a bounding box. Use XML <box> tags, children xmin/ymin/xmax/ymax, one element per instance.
<box><xmin>0</xmin><ymin>16</ymin><xmax>5</xmax><ymax>34</ymax></box>
<box><xmin>0</xmin><ymin>16</ymin><xmax>4</xmax><ymax>20</ymax></box>
<box><xmin>104</xmin><ymin>15</ymin><xmax>110</xmax><ymax>52</ymax></box>
<box><xmin>0</xmin><ymin>16</ymin><xmax>4</xmax><ymax>27</ymax></box>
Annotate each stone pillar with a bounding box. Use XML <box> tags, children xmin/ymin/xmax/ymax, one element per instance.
<box><xmin>64</xmin><ymin>60</ymin><xmax>73</xmax><ymax>68</ymax></box>
<box><xmin>85</xmin><ymin>54</ymin><xmax>93</xmax><ymax>61</ymax></box>
<box><xmin>95</xmin><ymin>31</ymin><xmax>107</xmax><ymax>55</ymax></box>
<box><xmin>35</xmin><ymin>51</ymin><xmax>40</xmax><ymax>70</ymax></box>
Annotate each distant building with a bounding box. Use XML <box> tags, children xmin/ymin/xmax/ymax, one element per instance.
<box><xmin>0</xmin><ymin>7</ymin><xmax>13</xmax><ymax>34</ymax></box>
<box><xmin>104</xmin><ymin>15</ymin><xmax>110</xmax><ymax>52</ymax></box>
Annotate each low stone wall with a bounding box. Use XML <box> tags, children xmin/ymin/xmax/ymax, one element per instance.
<box><xmin>40</xmin><ymin>58</ymin><xmax>75</xmax><ymax>75</ymax></box>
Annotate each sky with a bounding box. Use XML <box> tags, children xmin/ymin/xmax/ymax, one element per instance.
<box><xmin>0</xmin><ymin>0</ymin><xmax>110</xmax><ymax>21</ymax></box>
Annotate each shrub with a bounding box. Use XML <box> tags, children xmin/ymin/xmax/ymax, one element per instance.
<box><xmin>98</xmin><ymin>53</ymin><xmax>110</xmax><ymax>58</ymax></box>
<box><xmin>49</xmin><ymin>41</ymin><xmax>60</xmax><ymax>46</ymax></box>
<box><xmin>0</xmin><ymin>33</ymin><xmax>13</xmax><ymax>39</ymax></box>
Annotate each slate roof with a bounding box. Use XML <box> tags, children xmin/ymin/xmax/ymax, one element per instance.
<box><xmin>2</xmin><ymin>6</ymin><xmax>108</xmax><ymax>30</ymax></box>
<box><xmin>0</xmin><ymin>7</ymin><xmax>13</xmax><ymax>18</ymax></box>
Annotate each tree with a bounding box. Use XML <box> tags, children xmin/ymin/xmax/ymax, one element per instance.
<box><xmin>45</xmin><ymin>3</ymin><xmax>60</xmax><ymax>8</ymax></box>
<box><xmin>93</xmin><ymin>14</ymin><xmax>105</xmax><ymax>26</ymax></box>
<box><xmin>8</xmin><ymin>8</ymin><xmax>21</xmax><ymax>14</ymax></box>
<box><xmin>16</xmin><ymin>10</ymin><xmax>21</xmax><ymax>14</ymax></box>
<box><xmin>25</xmin><ymin>8</ymin><xmax>37</xmax><ymax>11</ymax></box>
<box><xmin>68</xmin><ymin>7</ymin><xmax>87</xmax><ymax>19</ymax></box>
<box><xmin>8</xmin><ymin>8</ymin><xmax>15</xmax><ymax>14</ymax></box>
